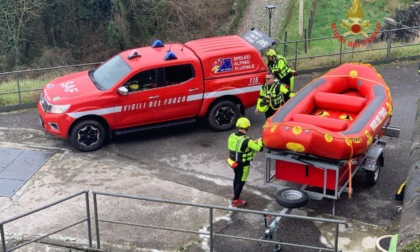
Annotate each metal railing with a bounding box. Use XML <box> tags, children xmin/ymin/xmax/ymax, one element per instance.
<box><xmin>0</xmin><ymin>63</ymin><xmax>100</xmax><ymax>112</ymax></box>
<box><xmin>0</xmin><ymin>190</ymin><xmax>92</xmax><ymax>252</ymax></box>
<box><xmin>0</xmin><ymin>26</ymin><xmax>418</xmax><ymax>112</ymax></box>
<box><xmin>274</xmin><ymin>26</ymin><xmax>420</xmax><ymax>71</ymax></box>
<box><xmin>0</xmin><ymin>189</ymin><xmax>348</xmax><ymax>251</ymax></box>
<box><xmin>92</xmin><ymin>191</ymin><xmax>347</xmax><ymax>252</ymax></box>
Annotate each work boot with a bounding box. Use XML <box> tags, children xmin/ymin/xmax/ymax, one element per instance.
<box><xmin>231</xmin><ymin>199</ymin><xmax>247</xmax><ymax>207</ymax></box>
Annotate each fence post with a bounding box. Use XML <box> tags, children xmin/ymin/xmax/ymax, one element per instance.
<box><xmin>209</xmin><ymin>208</ymin><xmax>213</xmax><ymax>252</ymax></box>
<box><xmin>1</xmin><ymin>224</ymin><xmax>6</xmax><ymax>252</ymax></box>
<box><xmin>308</xmin><ymin>9</ymin><xmax>314</xmax><ymax>47</ymax></box>
<box><xmin>93</xmin><ymin>192</ymin><xmax>101</xmax><ymax>249</ymax></box>
<box><xmin>339</xmin><ymin>42</ymin><xmax>343</xmax><ymax>64</ymax></box>
<box><xmin>294</xmin><ymin>41</ymin><xmax>298</xmax><ymax>70</ymax></box>
<box><xmin>283</xmin><ymin>31</ymin><xmax>288</xmax><ymax>56</ymax></box>
<box><xmin>334</xmin><ymin>223</ymin><xmax>339</xmax><ymax>252</ymax></box>
<box><xmin>85</xmin><ymin>191</ymin><xmax>93</xmax><ymax>248</ymax></box>
<box><xmin>386</xmin><ymin>30</ymin><xmax>393</xmax><ymax>59</ymax></box>
<box><xmin>16</xmin><ymin>73</ymin><xmax>22</xmax><ymax>105</ymax></box>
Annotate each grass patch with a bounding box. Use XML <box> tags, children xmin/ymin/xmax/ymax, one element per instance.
<box><xmin>284</xmin><ymin>0</ymin><xmax>414</xmax><ymax>40</ymax></box>
<box><xmin>0</xmin><ymin>78</ymin><xmax>48</xmax><ymax>106</ymax></box>
<box><xmin>0</xmin><ymin>67</ymin><xmax>90</xmax><ymax>106</ymax></box>
<box><xmin>402</xmin><ymin>240</ymin><xmax>420</xmax><ymax>252</ymax></box>
<box><xmin>274</xmin><ymin>0</ymin><xmax>419</xmax><ymax>70</ymax></box>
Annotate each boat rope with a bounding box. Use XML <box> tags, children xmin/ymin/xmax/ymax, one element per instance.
<box><xmin>263</xmin><ymin>93</ymin><xmax>285</xmax><ymax>111</ymax></box>
<box><xmin>340</xmin><ymin>132</ymin><xmax>354</xmax><ymax>200</ymax></box>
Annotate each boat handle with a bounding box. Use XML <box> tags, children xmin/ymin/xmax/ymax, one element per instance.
<box><xmin>149</xmin><ymin>95</ymin><xmax>160</xmax><ymax>99</ymax></box>
<box><xmin>189</xmin><ymin>88</ymin><xmax>199</xmax><ymax>92</ymax></box>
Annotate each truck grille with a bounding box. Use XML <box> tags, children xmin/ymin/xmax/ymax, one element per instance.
<box><xmin>39</xmin><ymin>93</ymin><xmax>51</xmax><ymax>112</ymax></box>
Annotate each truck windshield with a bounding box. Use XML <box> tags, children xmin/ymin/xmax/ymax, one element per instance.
<box><xmin>93</xmin><ymin>55</ymin><xmax>132</xmax><ymax>90</ymax></box>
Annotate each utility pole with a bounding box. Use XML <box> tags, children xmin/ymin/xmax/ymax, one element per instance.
<box><xmin>299</xmin><ymin>0</ymin><xmax>304</xmax><ymax>37</ymax></box>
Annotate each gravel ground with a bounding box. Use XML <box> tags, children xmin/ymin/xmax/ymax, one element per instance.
<box><xmin>236</xmin><ymin>0</ymin><xmax>292</xmax><ymax>40</ymax></box>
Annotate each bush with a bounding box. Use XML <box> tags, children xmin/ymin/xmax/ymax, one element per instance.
<box><xmin>35</xmin><ymin>47</ymin><xmax>75</xmax><ymax>68</ymax></box>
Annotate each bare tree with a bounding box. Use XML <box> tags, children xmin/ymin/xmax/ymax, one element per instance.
<box><xmin>0</xmin><ymin>0</ymin><xmax>46</xmax><ymax>67</ymax></box>
<box><xmin>107</xmin><ymin>0</ymin><xmax>234</xmax><ymax>48</ymax></box>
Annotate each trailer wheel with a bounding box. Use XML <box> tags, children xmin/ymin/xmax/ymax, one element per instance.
<box><xmin>207</xmin><ymin>100</ymin><xmax>240</xmax><ymax>131</ymax></box>
<box><xmin>275</xmin><ymin>188</ymin><xmax>309</xmax><ymax>209</ymax></box>
<box><xmin>366</xmin><ymin>160</ymin><xmax>380</xmax><ymax>187</ymax></box>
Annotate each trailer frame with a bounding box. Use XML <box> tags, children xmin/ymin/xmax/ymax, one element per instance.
<box><xmin>263</xmin><ymin>125</ymin><xmax>400</xmax><ymax>214</ymax></box>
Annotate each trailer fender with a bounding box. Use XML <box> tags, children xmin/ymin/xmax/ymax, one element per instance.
<box><xmin>362</xmin><ymin>145</ymin><xmax>384</xmax><ymax>172</ymax></box>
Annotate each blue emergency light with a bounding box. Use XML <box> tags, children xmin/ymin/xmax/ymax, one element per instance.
<box><xmin>164</xmin><ymin>52</ymin><xmax>177</xmax><ymax>61</ymax></box>
<box><xmin>151</xmin><ymin>40</ymin><xmax>164</xmax><ymax>48</ymax></box>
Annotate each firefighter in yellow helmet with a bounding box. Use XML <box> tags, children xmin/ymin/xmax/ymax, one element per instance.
<box><xmin>265</xmin><ymin>49</ymin><xmax>298</xmax><ymax>94</ymax></box>
<box><xmin>227</xmin><ymin>117</ymin><xmax>263</xmax><ymax>207</ymax></box>
<box><xmin>255</xmin><ymin>71</ymin><xmax>295</xmax><ymax>119</ymax></box>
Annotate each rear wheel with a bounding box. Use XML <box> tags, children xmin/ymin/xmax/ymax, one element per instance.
<box><xmin>69</xmin><ymin>120</ymin><xmax>106</xmax><ymax>152</ymax></box>
<box><xmin>207</xmin><ymin>100</ymin><xmax>240</xmax><ymax>131</ymax></box>
<box><xmin>366</xmin><ymin>160</ymin><xmax>380</xmax><ymax>187</ymax></box>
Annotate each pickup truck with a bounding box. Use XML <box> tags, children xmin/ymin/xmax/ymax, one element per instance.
<box><xmin>38</xmin><ymin>35</ymin><xmax>268</xmax><ymax>151</ymax></box>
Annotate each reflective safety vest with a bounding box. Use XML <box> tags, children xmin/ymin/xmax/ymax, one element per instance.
<box><xmin>256</xmin><ymin>82</ymin><xmax>293</xmax><ymax>112</ymax></box>
<box><xmin>268</xmin><ymin>55</ymin><xmax>292</xmax><ymax>79</ymax></box>
<box><xmin>268</xmin><ymin>55</ymin><xmax>294</xmax><ymax>91</ymax></box>
<box><xmin>227</xmin><ymin>133</ymin><xmax>254</xmax><ymax>165</ymax></box>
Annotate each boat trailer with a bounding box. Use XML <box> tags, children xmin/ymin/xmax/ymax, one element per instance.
<box><xmin>255</xmin><ymin>125</ymin><xmax>399</xmax><ymax>251</ymax></box>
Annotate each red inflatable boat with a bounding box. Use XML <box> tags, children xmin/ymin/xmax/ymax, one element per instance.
<box><xmin>262</xmin><ymin>63</ymin><xmax>393</xmax><ymax>160</ymax></box>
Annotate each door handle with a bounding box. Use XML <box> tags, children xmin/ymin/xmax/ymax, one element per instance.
<box><xmin>189</xmin><ymin>88</ymin><xmax>199</xmax><ymax>92</ymax></box>
<box><xmin>149</xmin><ymin>95</ymin><xmax>160</xmax><ymax>99</ymax></box>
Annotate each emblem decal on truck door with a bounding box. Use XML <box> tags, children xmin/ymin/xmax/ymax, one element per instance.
<box><xmin>212</xmin><ymin>58</ymin><xmax>233</xmax><ymax>73</ymax></box>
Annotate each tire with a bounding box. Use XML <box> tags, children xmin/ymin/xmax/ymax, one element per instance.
<box><xmin>69</xmin><ymin>120</ymin><xmax>106</xmax><ymax>152</ymax></box>
<box><xmin>275</xmin><ymin>188</ymin><xmax>309</xmax><ymax>209</ymax></box>
<box><xmin>366</xmin><ymin>160</ymin><xmax>380</xmax><ymax>187</ymax></box>
<box><xmin>274</xmin><ymin>244</ymin><xmax>282</xmax><ymax>251</ymax></box>
<box><xmin>207</xmin><ymin>100</ymin><xmax>240</xmax><ymax>131</ymax></box>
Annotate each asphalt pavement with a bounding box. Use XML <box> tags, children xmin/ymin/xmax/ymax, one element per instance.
<box><xmin>0</xmin><ymin>61</ymin><xmax>419</xmax><ymax>252</ymax></box>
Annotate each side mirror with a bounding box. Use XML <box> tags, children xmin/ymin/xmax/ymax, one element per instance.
<box><xmin>117</xmin><ymin>86</ymin><xmax>129</xmax><ymax>96</ymax></box>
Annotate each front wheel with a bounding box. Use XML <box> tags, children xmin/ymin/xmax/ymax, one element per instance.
<box><xmin>207</xmin><ymin>100</ymin><xmax>240</xmax><ymax>131</ymax></box>
<box><xmin>69</xmin><ymin>120</ymin><xmax>106</xmax><ymax>152</ymax></box>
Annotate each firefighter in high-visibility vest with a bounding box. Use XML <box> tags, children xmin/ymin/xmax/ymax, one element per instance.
<box><xmin>227</xmin><ymin>117</ymin><xmax>263</xmax><ymax>207</ymax></box>
<box><xmin>255</xmin><ymin>71</ymin><xmax>295</xmax><ymax>119</ymax></box>
<box><xmin>265</xmin><ymin>49</ymin><xmax>298</xmax><ymax>95</ymax></box>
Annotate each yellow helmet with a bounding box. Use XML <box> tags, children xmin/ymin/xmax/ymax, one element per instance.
<box><xmin>236</xmin><ymin>117</ymin><xmax>251</xmax><ymax>129</ymax></box>
<box><xmin>265</xmin><ymin>49</ymin><xmax>277</xmax><ymax>57</ymax></box>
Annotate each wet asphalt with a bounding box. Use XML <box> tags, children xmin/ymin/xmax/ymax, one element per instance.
<box><xmin>0</xmin><ymin>61</ymin><xmax>419</xmax><ymax>251</ymax></box>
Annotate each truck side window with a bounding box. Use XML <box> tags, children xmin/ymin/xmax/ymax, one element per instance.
<box><xmin>164</xmin><ymin>64</ymin><xmax>195</xmax><ymax>86</ymax></box>
<box><xmin>125</xmin><ymin>69</ymin><xmax>157</xmax><ymax>92</ymax></box>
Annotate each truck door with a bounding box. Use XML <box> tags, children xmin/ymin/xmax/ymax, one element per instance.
<box><xmin>160</xmin><ymin>64</ymin><xmax>203</xmax><ymax>120</ymax></box>
<box><xmin>113</xmin><ymin>68</ymin><xmax>165</xmax><ymax>128</ymax></box>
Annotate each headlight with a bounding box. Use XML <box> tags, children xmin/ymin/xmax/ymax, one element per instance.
<box><xmin>39</xmin><ymin>93</ymin><xmax>70</xmax><ymax>113</ymax></box>
<box><xmin>50</xmin><ymin>104</ymin><xmax>71</xmax><ymax>114</ymax></box>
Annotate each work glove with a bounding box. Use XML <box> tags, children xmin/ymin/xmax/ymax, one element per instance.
<box><xmin>292</xmin><ymin>71</ymin><xmax>299</xmax><ymax>76</ymax></box>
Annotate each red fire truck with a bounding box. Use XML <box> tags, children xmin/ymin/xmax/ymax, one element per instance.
<box><xmin>38</xmin><ymin>35</ymin><xmax>268</xmax><ymax>151</ymax></box>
